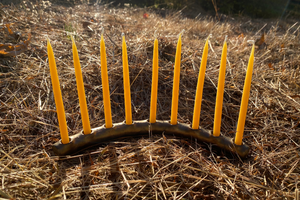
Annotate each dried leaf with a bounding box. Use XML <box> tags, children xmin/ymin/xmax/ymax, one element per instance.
<box><xmin>5</xmin><ymin>23</ymin><xmax>21</xmax><ymax>40</ymax></box>
<box><xmin>255</xmin><ymin>33</ymin><xmax>265</xmax><ymax>47</ymax></box>
<box><xmin>0</xmin><ymin>33</ymin><xmax>31</xmax><ymax>57</ymax></box>
<box><xmin>89</xmin><ymin>154</ymin><xmax>94</xmax><ymax>165</ymax></box>
<box><xmin>280</xmin><ymin>43</ymin><xmax>285</xmax><ymax>52</ymax></box>
<box><xmin>5</xmin><ymin>24</ymin><xmax>14</xmax><ymax>35</ymax></box>
<box><xmin>0</xmin><ymin>43</ymin><xmax>24</xmax><ymax>57</ymax></box>
<box><xmin>290</xmin><ymin>95</ymin><xmax>300</xmax><ymax>98</ymax></box>
<box><xmin>26</xmin><ymin>76</ymin><xmax>35</xmax><ymax>80</ymax></box>
<box><xmin>50</xmin><ymin>137</ymin><xmax>59</xmax><ymax>142</ymax></box>
<box><xmin>143</xmin><ymin>13</ymin><xmax>149</xmax><ymax>19</ymax></box>
<box><xmin>268</xmin><ymin>63</ymin><xmax>274</xmax><ymax>70</ymax></box>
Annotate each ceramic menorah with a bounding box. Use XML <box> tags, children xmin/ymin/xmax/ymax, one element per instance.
<box><xmin>47</xmin><ymin>32</ymin><xmax>254</xmax><ymax>158</ymax></box>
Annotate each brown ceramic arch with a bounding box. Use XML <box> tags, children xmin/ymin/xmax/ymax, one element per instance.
<box><xmin>52</xmin><ymin>120</ymin><xmax>250</xmax><ymax>158</ymax></box>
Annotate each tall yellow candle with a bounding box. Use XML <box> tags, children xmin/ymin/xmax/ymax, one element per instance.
<box><xmin>235</xmin><ymin>44</ymin><xmax>255</xmax><ymax>145</ymax></box>
<box><xmin>122</xmin><ymin>34</ymin><xmax>132</xmax><ymax>125</ymax></box>
<box><xmin>213</xmin><ymin>38</ymin><xmax>227</xmax><ymax>137</ymax></box>
<box><xmin>149</xmin><ymin>39</ymin><xmax>159</xmax><ymax>123</ymax></box>
<box><xmin>71</xmin><ymin>37</ymin><xmax>91</xmax><ymax>135</ymax></box>
<box><xmin>47</xmin><ymin>39</ymin><xmax>69</xmax><ymax>144</ymax></box>
<box><xmin>192</xmin><ymin>38</ymin><xmax>209</xmax><ymax>129</ymax></box>
<box><xmin>100</xmin><ymin>34</ymin><xmax>113</xmax><ymax>128</ymax></box>
<box><xmin>170</xmin><ymin>34</ymin><xmax>182</xmax><ymax>125</ymax></box>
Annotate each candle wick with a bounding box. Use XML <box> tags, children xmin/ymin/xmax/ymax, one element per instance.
<box><xmin>247</xmin><ymin>40</ymin><xmax>255</xmax><ymax>45</ymax></box>
<box><xmin>208</xmin><ymin>34</ymin><xmax>212</xmax><ymax>40</ymax></box>
<box><xmin>154</xmin><ymin>30</ymin><xmax>157</xmax><ymax>39</ymax></box>
<box><xmin>179</xmin><ymin>29</ymin><xmax>185</xmax><ymax>37</ymax></box>
<box><xmin>101</xmin><ymin>27</ymin><xmax>104</xmax><ymax>37</ymax></box>
<box><xmin>71</xmin><ymin>35</ymin><xmax>75</xmax><ymax>43</ymax></box>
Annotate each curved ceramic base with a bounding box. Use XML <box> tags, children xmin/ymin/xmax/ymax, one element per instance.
<box><xmin>52</xmin><ymin>120</ymin><xmax>250</xmax><ymax>157</ymax></box>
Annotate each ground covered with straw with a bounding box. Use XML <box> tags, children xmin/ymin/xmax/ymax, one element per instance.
<box><xmin>0</xmin><ymin>1</ymin><xmax>299</xmax><ymax>199</ymax></box>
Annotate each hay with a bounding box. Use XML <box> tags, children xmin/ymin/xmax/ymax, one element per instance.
<box><xmin>0</xmin><ymin>1</ymin><xmax>299</xmax><ymax>199</ymax></box>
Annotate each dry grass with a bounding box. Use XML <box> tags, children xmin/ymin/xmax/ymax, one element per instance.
<box><xmin>0</xmin><ymin>1</ymin><xmax>300</xmax><ymax>199</ymax></box>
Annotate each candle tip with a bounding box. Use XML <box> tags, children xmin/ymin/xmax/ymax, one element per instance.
<box><xmin>46</xmin><ymin>38</ymin><xmax>52</xmax><ymax>48</ymax></box>
<box><xmin>121</xmin><ymin>32</ymin><xmax>125</xmax><ymax>37</ymax></box>
<box><xmin>224</xmin><ymin>35</ymin><xmax>228</xmax><ymax>43</ymax></box>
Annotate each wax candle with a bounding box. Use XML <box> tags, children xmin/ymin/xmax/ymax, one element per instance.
<box><xmin>100</xmin><ymin>34</ymin><xmax>113</xmax><ymax>128</ymax></box>
<box><xmin>192</xmin><ymin>38</ymin><xmax>209</xmax><ymax>129</ymax></box>
<box><xmin>213</xmin><ymin>38</ymin><xmax>227</xmax><ymax>137</ymax></box>
<box><xmin>47</xmin><ymin>39</ymin><xmax>69</xmax><ymax>144</ymax></box>
<box><xmin>149</xmin><ymin>38</ymin><xmax>159</xmax><ymax>123</ymax></box>
<box><xmin>235</xmin><ymin>44</ymin><xmax>255</xmax><ymax>145</ymax></box>
<box><xmin>71</xmin><ymin>37</ymin><xmax>91</xmax><ymax>135</ymax></box>
<box><xmin>122</xmin><ymin>34</ymin><xmax>132</xmax><ymax>125</ymax></box>
<box><xmin>170</xmin><ymin>34</ymin><xmax>182</xmax><ymax>125</ymax></box>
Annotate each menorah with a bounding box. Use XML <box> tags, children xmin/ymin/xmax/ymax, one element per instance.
<box><xmin>48</xmin><ymin>32</ymin><xmax>254</xmax><ymax>158</ymax></box>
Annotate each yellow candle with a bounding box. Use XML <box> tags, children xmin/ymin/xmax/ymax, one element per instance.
<box><xmin>47</xmin><ymin>39</ymin><xmax>69</xmax><ymax>144</ymax></box>
<box><xmin>235</xmin><ymin>44</ymin><xmax>255</xmax><ymax>145</ymax></box>
<box><xmin>170</xmin><ymin>34</ymin><xmax>182</xmax><ymax>125</ymax></box>
<box><xmin>149</xmin><ymin>39</ymin><xmax>159</xmax><ymax>123</ymax></box>
<box><xmin>100</xmin><ymin>34</ymin><xmax>113</xmax><ymax>128</ymax></box>
<box><xmin>71</xmin><ymin>37</ymin><xmax>91</xmax><ymax>135</ymax></box>
<box><xmin>122</xmin><ymin>34</ymin><xmax>132</xmax><ymax>125</ymax></box>
<box><xmin>213</xmin><ymin>39</ymin><xmax>227</xmax><ymax>137</ymax></box>
<box><xmin>192</xmin><ymin>39</ymin><xmax>209</xmax><ymax>129</ymax></box>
